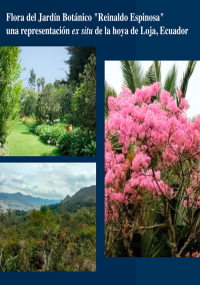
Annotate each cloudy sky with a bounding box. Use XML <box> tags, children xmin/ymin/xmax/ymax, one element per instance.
<box><xmin>105</xmin><ymin>61</ymin><xmax>200</xmax><ymax>118</ymax></box>
<box><xmin>0</xmin><ymin>163</ymin><xmax>96</xmax><ymax>201</ymax></box>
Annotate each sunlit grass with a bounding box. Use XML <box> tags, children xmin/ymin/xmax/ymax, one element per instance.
<box><xmin>7</xmin><ymin>121</ymin><xmax>61</xmax><ymax>156</ymax></box>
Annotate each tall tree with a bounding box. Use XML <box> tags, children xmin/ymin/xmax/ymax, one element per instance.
<box><xmin>0</xmin><ymin>47</ymin><xmax>22</xmax><ymax>146</ymax></box>
<box><xmin>71</xmin><ymin>54</ymin><xmax>96</xmax><ymax>131</ymax></box>
<box><xmin>36</xmin><ymin>85</ymin><xmax>61</xmax><ymax>122</ymax></box>
<box><xmin>20</xmin><ymin>88</ymin><xmax>38</xmax><ymax>116</ymax></box>
<box><xmin>65</xmin><ymin>47</ymin><xmax>96</xmax><ymax>85</ymax></box>
<box><xmin>40</xmin><ymin>77</ymin><xmax>45</xmax><ymax>91</ymax></box>
<box><xmin>28</xmin><ymin>68</ymin><xmax>36</xmax><ymax>89</ymax></box>
<box><xmin>37</xmin><ymin>78</ymin><xmax>41</xmax><ymax>92</ymax></box>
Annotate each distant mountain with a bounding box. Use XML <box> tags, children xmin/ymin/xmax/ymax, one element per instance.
<box><xmin>49</xmin><ymin>185</ymin><xmax>96</xmax><ymax>212</ymax></box>
<box><xmin>0</xmin><ymin>192</ymin><xmax>61</xmax><ymax>212</ymax></box>
<box><xmin>62</xmin><ymin>195</ymin><xmax>71</xmax><ymax>204</ymax></box>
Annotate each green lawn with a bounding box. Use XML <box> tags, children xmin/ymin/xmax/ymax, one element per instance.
<box><xmin>7</xmin><ymin>121</ymin><xmax>61</xmax><ymax>156</ymax></box>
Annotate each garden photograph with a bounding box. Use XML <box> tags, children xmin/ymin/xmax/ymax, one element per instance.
<box><xmin>0</xmin><ymin>163</ymin><xmax>96</xmax><ymax>271</ymax></box>
<box><xmin>105</xmin><ymin>60</ymin><xmax>200</xmax><ymax>257</ymax></box>
<box><xmin>0</xmin><ymin>46</ymin><xmax>96</xmax><ymax>156</ymax></box>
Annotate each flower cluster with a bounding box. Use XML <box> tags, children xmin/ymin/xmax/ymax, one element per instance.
<box><xmin>105</xmin><ymin>83</ymin><xmax>200</xmax><ymax>223</ymax></box>
<box><xmin>184</xmin><ymin>252</ymin><xmax>200</xmax><ymax>257</ymax></box>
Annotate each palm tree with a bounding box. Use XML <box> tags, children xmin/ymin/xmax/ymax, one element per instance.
<box><xmin>121</xmin><ymin>61</ymin><xmax>197</xmax><ymax>102</ymax></box>
<box><xmin>37</xmin><ymin>78</ymin><xmax>41</xmax><ymax>93</ymax></box>
<box><xmin>40</xmin><ymin>77</ymin><xmax>45</xmax><ymax>91</ymax></box>
<box><xmin>28</xmin><ymin>68</ymin><xmax>36</xmax><ymax>89</ymax></box>
<box><xmin>105</xmin><ymin>81</ymin><xmax>117</xmax><ymax>118</ymax></box>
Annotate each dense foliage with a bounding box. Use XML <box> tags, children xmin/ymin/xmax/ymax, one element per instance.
<box><xmin>20</xmin><ymin>88</ymin><xmax>38</xmax><ymax>117</ymax></box>
<box><xmin>0</xmin><ymin>47</ymin><xmax>22</xmax><ymax>146</ymax></box>
<box><xmin>105</xmin><ymin>83</ymin><xmax>200</xmax><ymax>257</ymax></box>
<box><xmin>34</xmin><ymin>123</ymin><xmax>66</xmax><ymax>145</ymax></box>
<box><xmin>36</xmin><ymin>85</ymin><xmax>62</xmax><ymax>122</ymax></box>
<box><xmin>65</xmin><ymin>46</ymin><xmax>96</xmax><ymax>85</ymax></box>
<box><xmin>58</xmin><ymin>128</ymin><xmax>96</xmax><ymax>156</ymax></box>
<box><xmin>0</xmin><ymin>206</ymin><xmax>96</xmax><ymax>271</ymax></box>
<box><xmin>72</xmin><ymin>55</ymin><xmax>96</xmax><ymax>131</ymax></box>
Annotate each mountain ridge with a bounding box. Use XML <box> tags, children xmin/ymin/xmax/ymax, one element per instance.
<box><xmin>0</xmin><ymin>191</ymin><xmax>61</xmax><ymax>212</ymax></box>
<box><xmin>49</xmin><ymin>185</ymin><xmax>96</xmax><ymax>211</ymax></box>
<box><xmin>0</xmin><ymin>185</ymin><xmax>96</xmax><ymax>212</ymax></box>
<box><xmin>0</xmin><ymin>191</ymin><xmax>61</xmax><ymax>205</ymax></box>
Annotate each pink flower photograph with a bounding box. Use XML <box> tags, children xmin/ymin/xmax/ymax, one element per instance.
<box><xmin>105</xmin><ymin>61</ymin><xmax>200</xmax><ymax>257</ymax></box>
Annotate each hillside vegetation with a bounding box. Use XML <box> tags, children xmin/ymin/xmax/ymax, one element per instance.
<box><xmin>0</xmin><ymin>186</ymin><xmax>96</xmax><ymax>271</ymax></box>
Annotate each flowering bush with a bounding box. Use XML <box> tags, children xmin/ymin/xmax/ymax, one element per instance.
<box><xmin>34</xmin><ymin>123</ymin><xmax>66</xmax><ymax>146</ymax></box>
<box><xmin>105</xmin><ymin>83</ymin><xmax>200</xmax><ymax>257</ymax></box>
<box><xmin>21</xmin><ymin>117</ymin><xmax>37</xmax><ymax>128</ymax></box>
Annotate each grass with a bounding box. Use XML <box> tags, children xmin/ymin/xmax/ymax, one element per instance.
<box><xmin>7</xmin><ymin>121</ymin><xmax>61</xmax><ymax>156</ymax></box>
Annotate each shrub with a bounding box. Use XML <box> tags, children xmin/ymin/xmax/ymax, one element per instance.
<box><xmin>30</xmin><ymin>122</ymin><xmax>40</xmax><ymax>133</ymax></box>
<box><xmin>82</xmin><ymin>141</ymin><xmax>96</xmax><ymax>156</ymax></box>
<box><xmin>58</xmin><ymin>129</ymin><xmax>96</xmax><ymax>156</ymax></box>
<box><xmin>34</xmin><ymin>123</ymin><xmax>66</xmax><ymax>145</ymax></box>
<box><xmin>22</xmin><ymin>117</ymin><xmax>37</xmax><ymax>128</ymax></box>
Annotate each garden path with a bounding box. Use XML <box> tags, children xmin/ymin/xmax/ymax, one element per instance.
<box><xmin>7</xmin><ymin>121</ymin><xmax>61</xmax><ymax>156</ymax></box>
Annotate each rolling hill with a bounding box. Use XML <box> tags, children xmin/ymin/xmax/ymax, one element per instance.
<box><xmin>49</xmin><ymin>185</ymin><xmax>96</xmax><ymax>212</ymax></box>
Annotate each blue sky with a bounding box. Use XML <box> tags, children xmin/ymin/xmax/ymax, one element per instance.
<box><xmin>19</xmin><ymin>47</ymin><xmax>70</xmax><ymax>88</ymax></box>
<box><xmin>0</xmin><ymin>163</ymin><xmax>96</xmax><ymax>200</ymax></box>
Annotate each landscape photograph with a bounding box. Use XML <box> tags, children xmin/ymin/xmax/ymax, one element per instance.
<box><xmin>0</xmin><ymin>46</ymin><xmax>96</xmax><ymax>156</ymax></box>
<box><xmin>0</xmin><ymin>163</ymin><xmax>96</xmax><ymax>271</ymax></box>
<box><xmin>105</xmin><ymin>61</ymin><xmax>200</xmax><ymax>257</ymax></box>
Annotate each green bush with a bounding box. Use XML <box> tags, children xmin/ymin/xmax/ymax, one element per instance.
<box><xmin>58</xmin><ymin>128</ymin><xmax>96</xmax><ymax>156</ymax></box>
<box><xmin>82</xmin><ymin>141</ymin><xmax>96</xmax><ymax>156</ymax></box>
<box><xmin>34</xmin><ymin>123</ymin><xmax>66</xmax><ymax>145</ymax></box>
<box><xmin>21</xmin><ymin>117</ymin><xmax>37</xmax><ymax>128</ymax></box>
<box><xmin>30</xmin><ymin>121</ymin><xmax>40</xmax><ymax>133</ymax></box>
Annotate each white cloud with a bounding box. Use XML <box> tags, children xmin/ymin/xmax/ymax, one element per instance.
<box><xmin>0</xmin><ymin>163</ymin><xmax>96</xmax><ymax>200</ymax></box>
<box><xmin>12</xmin><ymin>175</ymin><xmax>23</xmax><ymax>183</ymax></box>
<box><xmin>0</xmin><ymin>174</ymin><xmax>5</xmax><ymax>185</ymax></box>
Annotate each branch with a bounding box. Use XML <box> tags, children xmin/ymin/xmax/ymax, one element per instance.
<box><xmin>178</xmin><ymin>233</ymin><xmax>194</xmax><ymax>257</ymax></box>
<box><xmin>105</xmin><ymin>227</ymin><xmax>123</xmax><ymax>257</ymax></box>
<box><xmin>3</xmin><ymin>252</ymin><xmax>21</xmax><ymax>271</ymax></box>
<box><xmin>0</xmin><ymin>242</ymin><xmax>7</xmax><ymax>271</ymax></box>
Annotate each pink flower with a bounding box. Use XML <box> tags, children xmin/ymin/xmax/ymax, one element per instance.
<box><xmin>176</xmin><ymin>89</ymin><xmax>182</xmax><ymax>99</ymax></box>
<box><xmin>179</xmin><ymin>98</ymin><xmax>189</xmax><ymax>110</ymax></box>
<box><xmin>183</xmin><ymin>200</ymin><xmax>188</xmax><ymax>208</ymax></box>
<box><xmin>105</xmin><ymin>82</ymin><xmax>200</xmax><ymax>229</ymax></box>
<box><xmin>192</xmin><ymin>251</ymin><xmax>199</xmax><ymax>257</ymax></box>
